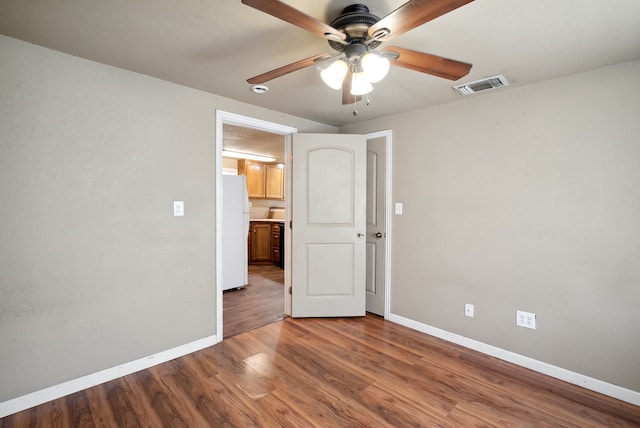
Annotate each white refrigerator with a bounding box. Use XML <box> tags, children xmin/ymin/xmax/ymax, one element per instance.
<box><xmin>222</xmin><ymin>175</ymin><xmax>250</xmax><ymax>290</ymax></box>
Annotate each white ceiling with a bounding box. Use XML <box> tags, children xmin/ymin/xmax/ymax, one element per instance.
<box><xmin>1</xmin><ymin>0</ymin><xmax>639</xmax><ymax>128</ymax></box>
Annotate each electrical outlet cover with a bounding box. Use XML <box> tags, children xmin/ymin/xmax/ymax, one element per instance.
<box><xmin>516</xmin><ymin>310</ymin><xmax>536</xmax><ymax>329</ymax></box>
<box><xmin>464</xmin><ymin>303</ymin><xmax>474</xmax><ymax>318</ymax></box>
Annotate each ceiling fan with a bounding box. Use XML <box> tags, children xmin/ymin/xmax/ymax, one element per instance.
<box><xmin>242</xmin><ymin>0</ymin><xmax>474</xmax><ymax>106</ymax></box>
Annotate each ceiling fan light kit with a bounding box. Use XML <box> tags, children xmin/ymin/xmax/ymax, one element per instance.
<box><xmin>360</xmin><ymin>52</ymin><xmax>390</xmax><ymax>83</ymax></box>
<box><xmin>320</xmin><ymin>53</ymin><xmax>388</xmax><ymax>94</ymax></box>
<box><xmin>350</xmin><ymin>69</ymin><xmax>374</xmax><ymax>96</ymax></box>
<box><xmin>242</xmin><ymin>0</ymin><xmax>475</xmax><ymax>108</ymax></box>
<box><xmin>320</xmin><ymin>59</ymin><xmax>348</xmax><ymax>89</ymax></box>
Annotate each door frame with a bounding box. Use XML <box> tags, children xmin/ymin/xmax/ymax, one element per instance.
<box><xmin>365</xmin><ymin>130</ymin><xmax>393</xmax><ymax>319</ymax></box>
<box><xmin>215</xmin><ymin>110</ymin><xmax>296</xmax><ymax>341</ymax></box>
<box><xmin>215</xmin><ymin>112</ymin><xmax>393</xmax><ymax>341</ymax></box>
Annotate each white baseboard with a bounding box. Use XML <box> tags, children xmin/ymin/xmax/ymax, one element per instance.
<box><xmin>388</xmin><ymin>313</ymin><xmax>640</xmax><ymax>407</ymax></box>
<box><xmin>0</xmin><ymin>334</ymin><xmax>219</xmax><ymax>418</ymax></box>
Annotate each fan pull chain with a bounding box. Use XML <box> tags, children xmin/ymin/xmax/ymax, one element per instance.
<box><xmin>353</xmin><ymin>93</ymin><xmax>371</xmax><ymax>116</ymax></box>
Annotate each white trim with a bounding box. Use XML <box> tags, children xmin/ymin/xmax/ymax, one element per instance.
<box><xmin>217</xmin><ymin>111</ymin><xmax>297</xmax><ymax>135</ymax></box>
<box><xmin>215</xmin><ymin>111</ymin><xmax>224</xmax><ymax>342</ymax></box>
<box><xmin>0</xmin><ymin>334</ymin><xmax>218</xmax><ymax>418</ymax></box>
<box><xmin>365</xmin><ymin>130</ymin><xmax>393</xmax><ymax>320</ymax></box>
<box><xmin>384</xmin><ymin>132</ymin><xmax>392</xmax><ymax>320</ymax></box>
<box><xmin>389</xmin><ymin>313</ymin><xmax>640</xmax><ymax>406</ymax></box>
<box><xmin>215</xmin><ymin>110</ymin><xmax>297</xmax><ymax>338</ymax></box>
<box><xmin>283</xmin><ymin>133</ymin><xmax>293</xmax><ymax>316</ymax></box>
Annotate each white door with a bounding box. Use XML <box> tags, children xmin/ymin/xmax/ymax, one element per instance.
<box><xmin>291</xmin><ymin>133</ymin><xmax>366</xmax><ymax>317</ymax></box>
<box><xmin>365</xmin><ymin>136</ymin><xmax>386</xmax><ymax>315</ymax></box>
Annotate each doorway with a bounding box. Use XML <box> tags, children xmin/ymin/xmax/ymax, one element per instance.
<box><xmin>222</xmin><ymin>124</ymin><xmax>287</xmax><ymax>338</ymax></box>
<box><xmin>215</xmin><ymin>111</ymin><xmax>392</xmax><ymax>340</ymax></box>
<box><xmin>216</xmin><ymin>111</ymin><xmax>296</xmax><ymax>341</ymax></box>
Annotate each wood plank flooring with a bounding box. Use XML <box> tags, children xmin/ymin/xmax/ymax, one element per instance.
<box><xmin>223</xmin><ymin>264</ymin><xmax>284</xmax><ymax>338</ymax></box>
<box><xmin>2</xmin><ymin>315</ymin><xmax>639</xmax><ymax>427</ymax></box>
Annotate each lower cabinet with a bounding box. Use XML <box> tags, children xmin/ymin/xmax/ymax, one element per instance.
<box><xmin>249</xmin><ymin>221</ymin><xmax>285</xmax><ymax>267</ymax></box>
<box><xmin>250</xmin><ymin>223</ymin><xmax>272</xmax><ymax>262</ymax></box>
<box><xmin>271</xmin><ymin>223</ymin><xmax>281</xmax><ymax>267</ymax></box>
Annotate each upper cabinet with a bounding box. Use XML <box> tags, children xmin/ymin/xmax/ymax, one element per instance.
<box><xmin>265</xmin><ymin>164</ymin><xmax>284</xmax><ymax>199</ymax></box>
<box><xmin>238</xmin><ymin>160</ymin><xmax>284</xmax><ymax>200</ymax></box>
<box><xmin>239</xmin><ymin>160</ymin><xmax>266</xmax><ymax>198</ymax></box>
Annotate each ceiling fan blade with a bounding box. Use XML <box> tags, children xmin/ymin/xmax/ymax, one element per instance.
<box><xmin>242</xmin><ymin>0</ymin><xmax>346</xmax><ymax>41</ymax></box>
<box><xmin>385</xmin><ymin>46</ymin><xmax>472</xmax><ymax>80</ymax></box>
<box><xmin>342</xmin><ymin>71</ymin><xmax>362</xmax><ymax>105</ymax></box>
<box><xmin>247</xmin><ymin>53</ymin><xmax>329</xmax><ymax>84</ymax></box>
<box><xmin>369</xmin><ymin>0</ymin><xmax>474</xmax><ymax>42</ymax></box>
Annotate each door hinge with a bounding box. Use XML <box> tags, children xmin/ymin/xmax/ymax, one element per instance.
<box><xmin>289</xmin><ymin>286</ymin><xmax>292</xmax><ymax>295</ymax></box>
<box><xmin>289</xmin><ymin>220</ymin><xmax>292</xmax><ymax>229</ymax></box>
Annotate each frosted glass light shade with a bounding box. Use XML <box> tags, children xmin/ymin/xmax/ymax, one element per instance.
<box><xmin>361</xmin><ymin>52</ymin><xmax>390</xmax><ymax>83</ymax></box>
<box><xmin>350</xmin><ymin>71</ymin><xmax>373</xmax><ymax>95</ymax></box>
<box><xmin>320</xmin><ymin>60</ymin><xmax>348</xmax><ymax>90</ymax></box>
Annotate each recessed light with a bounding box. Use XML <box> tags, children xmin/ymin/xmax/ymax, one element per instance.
<box><xmin>251</xmin><ymin>84</ymin><xmax>269</xmax><ymax>94</ymax></box>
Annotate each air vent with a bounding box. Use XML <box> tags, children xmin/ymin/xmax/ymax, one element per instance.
<box><xmin>453</xmin><ymin>75</ymin><xmax>509</xmax><ymax>96</ymax></box>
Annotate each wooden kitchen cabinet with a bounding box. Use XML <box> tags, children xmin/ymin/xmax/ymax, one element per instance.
<box><xmin>238</xmin><ymin>160</ymin><xmax>284</xmax><ymax>200</ymax></box>
<box><xmin>265</xmin><ymin>164</ymin><xmax>284</xmax><ymax>199</ymax></box>
<box><xmin>239</xmin><ymin>160</ymin><xmax>266</xmax><ymax>198</ymax></box>
<box><xmin>250</xmin><ymin>222</ymin><xmax>272</xmax><ymax>262</ymax></box>
<box><xmin>271</xmin><ymin>223</ymin><xmax>281</xmax><ymax>266</ymax></box>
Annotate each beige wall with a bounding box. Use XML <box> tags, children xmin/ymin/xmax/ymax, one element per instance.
<box><xmin>0</xmin><ymin>35</ymin><xmax>335</xmax><ymax>402</ymax></box>
<box><xmin>2</xmin><ymin>30</ymin><xmax>638</xmax><ymax>404</ymax></box>
<box><xmin>341</xmin><ymin>61</ymin><xmax>640</xmax><ymax>392</ymax></box>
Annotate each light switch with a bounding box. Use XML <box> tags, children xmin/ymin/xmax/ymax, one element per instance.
<box><xmin>395</xmin><ymin>202</ymin><xmax>403</xmax><ymax>215</ymax></box>
<box><xmin>173</xmin><ymin>201</ymin><xmax>184</xmax><ymax>217</ymax></box>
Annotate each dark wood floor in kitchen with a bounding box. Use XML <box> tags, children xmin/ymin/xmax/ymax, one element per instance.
<box><xmin>223</xmin><ymin>264</ymin><xmax>284</xmax><ymax>338</ymax></box>
<box><xmin>2</xmin><ymin>315</ymin><xmax>639</xmax><ymax>427</ymax></box>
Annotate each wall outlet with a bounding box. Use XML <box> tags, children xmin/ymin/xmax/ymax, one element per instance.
<box><xmin>516</xmin><ymin>310</ymin><xmax>536</xmax><ymax>329</ymax></box>
<box><xmin>464</xmin><ymin>303</ymin><xmax>474</xmax><ymax>318</ymax></box>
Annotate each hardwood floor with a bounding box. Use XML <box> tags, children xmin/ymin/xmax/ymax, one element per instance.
<box><xmin>223</xmin><ymin>264</ymin><xmax>284</xmax><ymax>338</ymax></box>
<box><xmin>2</xmin><ymin>315</ymin><xmax>639</xmax><ymax>427</ymax></box>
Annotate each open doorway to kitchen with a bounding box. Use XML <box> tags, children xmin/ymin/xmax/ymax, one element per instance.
<box><xmin>221</xmin><ymin>122</ymin><xmax>288</xmax><ymax>338</ymax></box>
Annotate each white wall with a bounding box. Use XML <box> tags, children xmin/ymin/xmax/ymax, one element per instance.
<box><xmin>0</xmin><ymin>35</ymin><xmax>336</xmax><ymax>404</ymax></box>
<box><xmin>341</xmin><ymin>61</ymin><xmax>640</xmax><ymax>393</ymax></box>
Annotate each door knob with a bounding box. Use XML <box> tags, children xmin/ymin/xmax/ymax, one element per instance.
<box><xmin>374</xmin><ymin>232</ymin><xmax>383</xmax><ymax>239</ymax></box>
<box><xmin>357</xmin><ymin>232</ymin><xmax>365</xmax><ymax>238</ymax></box>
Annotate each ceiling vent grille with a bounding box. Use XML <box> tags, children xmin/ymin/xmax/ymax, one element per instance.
<box><xmin>453</xmin><ymin>75</ymin><xmax>509</xmax><ymax>96</ymax></box>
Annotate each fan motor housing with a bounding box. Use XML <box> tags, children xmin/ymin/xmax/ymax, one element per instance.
<box><xmin>328</xmin><ymin>4</ymin><xmax>382</xmax><ymax>52</ymax></box>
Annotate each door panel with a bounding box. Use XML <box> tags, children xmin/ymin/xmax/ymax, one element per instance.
<box><xmin>308</xmin><ymin>148</ymin><xmax>355</xmax><ymax>224</ymax></box>
<box><xmin>307</xmin><ymin>243</ymin><xmax>354</xmax><ymax>295</ymax></box>
<box><xmin>366</xmin><ymin>242</ymin><xmax>377</xmax><ymax>294</ymax></box>
<box><xmin>366</xmin><ymin>136</ymin><xmax>387</xmax><ymax>316</ymax></box>
<box><xmin>367</xmin><ymin>151</ymin><xmax>378</xmax><ymax>226</ymax></box>
<box><xmin>292</xmin><ymin>133</ymin><xmax>366</xmax><ymax>317</ymax></box>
